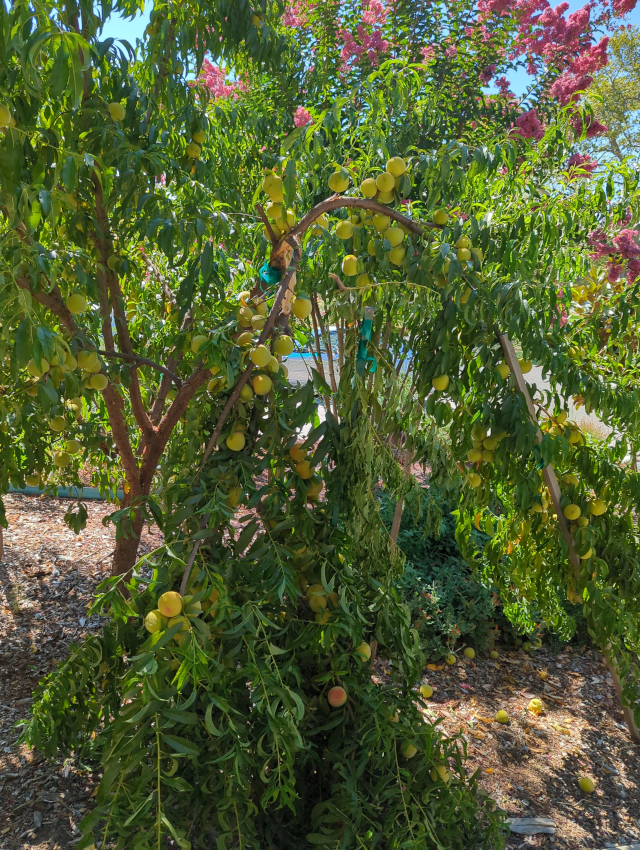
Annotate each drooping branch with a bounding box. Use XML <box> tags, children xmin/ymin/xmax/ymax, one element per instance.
<box><xmin>3</xmin><ymin>208</ymin><xmax>80</xmax><ymax>336</ymax></box>
<box><xmin>288</xmin><ymin>196</ymin><xmax>431</xmax><ymax>243</ymax></box>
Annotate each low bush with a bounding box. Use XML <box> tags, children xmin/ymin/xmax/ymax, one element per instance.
<box><xmin>380</xmin><ymin>487</ymin><xmax>594</xmax><ymax>659</ymax></box>
<box><xmin>380</xmin><ymin>490</ymin><xmax>499</xmax><ymax>660</ymax></box>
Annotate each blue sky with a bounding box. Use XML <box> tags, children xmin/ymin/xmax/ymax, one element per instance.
<box><xmin>101</xmin><ymin>6</ymin><xmax>150</xmax><ymax>45</ymax></box>
<box><xmin>100</xmin><ymin>0</ymin><xmax>640</xmax><ymax>95</ymax></box>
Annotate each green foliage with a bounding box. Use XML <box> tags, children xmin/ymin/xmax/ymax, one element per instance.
<box><xmin>5</xmin><ymin>0</ymin><xmax>640</xmax><ymax>843</ymax></box>
<box><xmin>381</xmin><ymin>492</ymin><xmax>499</xmax><ymax>660</ymax></box>
<box><xmin>22</xmin><ymin>402</ymin><xmax>506</xmax><ymax>849</ymax></box>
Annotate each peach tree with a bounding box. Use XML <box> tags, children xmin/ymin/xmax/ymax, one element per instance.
<box><xmin>17</xmin><ymin>82</ymin><xmax>640</xmax><ymax>850</ymax></box>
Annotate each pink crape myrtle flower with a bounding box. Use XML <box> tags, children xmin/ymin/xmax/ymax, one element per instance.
<box><xmin>549</xmin><ymin>37</ymin><xmax>609</xmax><ymax>104</ymax></box>
<box><xmin>495</xmin><ymin>76</ymin><xmax>514</xmax><ymax>96</ymax></box>
<box><xmin>613</xmin><ymin>229</ymin><xmax>640</xmax><ymax>259</ymax></box>
<box><xmin>420</xmin><ymin>45</ymin><xmax>435</xmax><ymax>63</ymax></box>
<box><xmin>511</xmin><ymin>108</ymin><xmax>545</xmax><ymax>141</ymax></box>
<box><xmin>608</xmin><ymin>262</ymin><xmax>621</xmax><ymax>283</ymax></box>
<box><xmin>194</xmin><ymin>59</ymin><xmax>246</xmax><ymax>100</ymax></box>
<box><xmin>293</xmin><ymin>106</ymin><xmax>313</xmax><ymax>127</ymax></box>
<box><xmin>627</xmin><ymin>257</ymin><xmax>640</xmax><ymax>284</ymax></box>
<box><xmin>588</xmin><ymin>228</ymin><xmax>612</xmax><ymax>259</ymax></box>
<box><xmin>566</xmin><ymin>152</ymin><xmax>598</xmax><ymax>176</ymax></box>
<box><xmin>338</xmin><ymin>0</ymin><xmax>389</xmax><ymax>70</ymax></box>
<box><xmin>572</xmin><ymin>112</ymin><xmax>608</xmax><ymax>138</ymax></box>
<box><xmin>282</xmin><ymin>0</ymin><xmax>310</xmax><ymax>27</ymax></box>
<box><xmin>480</xmin><ymin>63</ymin><xmax>497</xmax><ymax>83</ymax></box>
<box><xmin>613</xmin><ymin>0</ymin><xmax>638</xmax><ymax>12</ymax></box>
<box><xmin>477</xmin><ymin>0</ymin><xmax>636</xmax><ymax>110</ymax></box>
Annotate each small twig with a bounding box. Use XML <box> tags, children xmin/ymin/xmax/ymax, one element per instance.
<box><xmin>179</xmin><ymin>523</ymin><xmax>217</xmax><ymax>596</ymax></box>
<box><xmin>255</xmin><ymin>203</ymin><xmax>278</xmax><ymax>246</ymax></box>
<box><xmin>92</xmin><ymin>548</ymin><xmax>115</xmax><ymax>568</ymax></box>
<box><xmin>329</xmin><ymin>272</ymin><xmax>347</xmax><ymax>292</ymax></box>
<box><xmin>98</xmin><ymin>350</ymin><xmax>183</xmax><ymax>386</ymax></box>
<box><xmin>312</xmin><ymin>295</ymin><xmax>338</xmax><ymax>417</ymax></box>
<box><xmin>390</xmin><ymin>450</ymin><xmax>413</xmax><ymax>548</ymax></box>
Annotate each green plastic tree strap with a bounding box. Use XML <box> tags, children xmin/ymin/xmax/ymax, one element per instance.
<box><xmin>356</xmin><ymin>306</ymin><xmax>377</xmax><ymax>376</ymax></box>
<box><xmin>259</xmin><ymin>261</ymin><xmax>282</xmax><ymax>290</ymax></box>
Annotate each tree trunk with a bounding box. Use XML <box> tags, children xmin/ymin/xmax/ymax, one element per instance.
<box><xmin>111</xmin><ymin>510</ymin><xmax>145</xmax><ymax>579</ymax></box>
<box><xmin>390</xmin><ymin>450</ymin><xmax>413</xmax><ymax>548</ymax></box>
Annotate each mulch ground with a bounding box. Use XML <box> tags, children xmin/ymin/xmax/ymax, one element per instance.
<box><xmin>1</xmin><ymin>494</ymin><xmax>639</xmax><ymax>849</ymax></box>
<box><xmin>400</xmin><ymin>652</ymin><xmax>640</xmax><ymax>849</ymax></box>
<box><xmin>0</xmin><ymin>493</ymin><xmax>162</xmax><ymax>849</ymax></box>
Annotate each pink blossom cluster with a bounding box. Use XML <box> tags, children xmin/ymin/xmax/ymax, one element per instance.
<box><xmin>516</xmin><ymin>3</ymin><xmax>593</xmax><ymax>66</ymax></box>
<box><xmin>627</xmin><ymin>258</ymin><xmax>640</xmax><ymax>284</ymax></box>
<box><xmin>571</xmin><ymin>112</ymin><xmax>608</xmax><ymax>138</ymax></box>
<box><xmin>194</xmin><ymin>59</ymin><xmax>246</xmax><ymax>100</ymax></box>
<box><xmin>588</xmin><ymin>228</ymin><xmax>612</xmax><ymax>259</ymax></box>
<box><xmin>293</xmin><ymin>106</ymin><xmax>313</xmax><ymax>127</ymax></box>
<box><xmin>511</xmin><ymin>108</ymin><xmax>545</xmax><ymax>141</ymax></box>
<box><xmin>420</xmin><ymin>45</ymin><xmax>436</xmax><ymax>63</ymax></box>
<box><xmin>549</xmin><ymin>37</ymin><xmax>609</xmax><ymax>105</ymax></box>
<box><xmin>566</xmin><ymin>152</ymin><xmax>598</xmax><ymax>175</ymax></box>
<box><xmin>477</xmin><ymin>0</ymin><xmax>637</xmax><ymax>110</ymax></box>
<box><xmin>338</xmin><ymin>0</ymin><xmax>389</xmax><ymax>69</ymax></box>
<box><xmin>480</xmin><ymin>63</ymin><xmax>497</xmax><ymax>84</ymax></box>
<box><xmin>588</xmin><ymin>227</ymin><xmax>640</xmax><ymax>284</ymax></box>
<box><xmin>613</xmin><ymin>229</ymin><xmax>640</xmax><ymax>259</ymax></box>
<box><xmin>282</xmin><ymin>0</ymin><xmax>311</xmax><ymax>27</ymax></box>
<box><xmin>494</xmin><ymin>76</ymin><xmax>514</xmax><ymax>96</ymax></box>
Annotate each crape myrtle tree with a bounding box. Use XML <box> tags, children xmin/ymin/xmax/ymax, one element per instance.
<box><xmin>1</xmin><ymin>0</ymin><xmax>640</xmax><ymax>848</ymax></box>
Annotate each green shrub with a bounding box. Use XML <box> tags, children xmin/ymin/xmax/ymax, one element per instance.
<box><xmin>380</xmin><ymin>491</ymin><xmax>499</xmax><ymax>660</ymax></box>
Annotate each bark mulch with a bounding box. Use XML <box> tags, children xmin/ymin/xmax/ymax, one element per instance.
<box><xmin>0</xmin><ymin>493</ymin><xmax>162</xmax><ymax>849</ymax></box>
<box><xmin>402</xmin><ymin>649</ymin><xmax>640</xmax><ymax>848</ymax></box>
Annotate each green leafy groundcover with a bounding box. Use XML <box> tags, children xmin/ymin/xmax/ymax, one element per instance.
<box><xmin>382</xmin><ymin>492</ymin><xmax>499</xmax><ymax>661</ymax></box>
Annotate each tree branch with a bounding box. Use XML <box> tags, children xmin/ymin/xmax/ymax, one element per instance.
<box><xmin>329</xmin><ymin>272</ymin><xmax>347</xmax><ymax>291</ymax></box>
<box><xmin>288</xmin><ymin>196</ymin><xmax>432</xmax><ymax>243</ymax></box>
<box><xmin>255</xmin><ymin>203</ymin><xmax>278</xmax><ymax>246</ymax></box>
<box><xmin>2</xmin><ymin>209</ymin><xmax>80</xmax><ymax>335</ymax></box>
<box><xmin>15</xmin><ymin>275</ymin><xmax>78</xmax><ymax>335</ymax></box>
<box><xmin>100</xmin><ymin>384</ymin><xmax>142</xmax><ymax>494</ymax></box>
<box><xmin>98</xmin><ymin>350</ymin><xmax>183</xmax><ymax>386</ymax></box>
<box><xmin>91</xmin><ymin>172</ymin><xmax>154</xmax><ymax>439</ymax></box>
<box><xmin>197</xmin><ymin>246</ymin><xmax>301</xmax><ymax>473</ymax></box>
<box><xmin>140</xmin><ymin>365</ymin><xmax>211</xmax><ymax>491</ymax></box>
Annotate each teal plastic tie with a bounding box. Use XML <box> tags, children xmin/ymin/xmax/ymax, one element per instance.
<box><xmin>356</xmin><ymin>307</ymin><xmax>377</xmax><ymax>376</ymax></box>
<box><xmin>259</xmin><ymin>262</ymin><xmax>282</xmax><ymax>290</ymax></box>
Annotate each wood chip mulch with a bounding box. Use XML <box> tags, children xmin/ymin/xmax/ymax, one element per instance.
<box><xmin>0</xmin><ymin>493</ymin><xmax>162</xmax><ymax>849</ymax></box>
<box><xmin>384</xmin><ymin>649</ymin><xmax>640</xmax><ymax>849</ymax></box>
<box><xmin>1</xmin><ymin>494</ymin><xmax>639</xmax><ymax>849</ymax></box>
